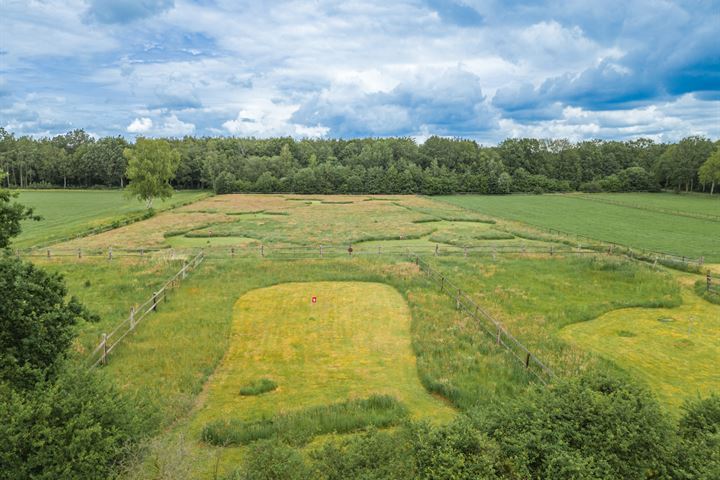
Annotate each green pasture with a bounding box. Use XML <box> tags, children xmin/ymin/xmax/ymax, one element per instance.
<box><xmin>580</xmin><ymin>192</ymin><xmax>720</xmax><ymax>217</ymax></box>
<box><xmin>438</xmin><ymin>194</ymin><xmax>720</xmax><ymax>261</ymax></box>
<box><xmin>13</xmin><ymin>189</ymin><xmax>208</xmax><ymax>249</ymax></box>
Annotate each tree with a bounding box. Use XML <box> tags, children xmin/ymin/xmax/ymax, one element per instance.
<box><xmin>0</xmin><ymin>173</ymin><xmax>37</xmax><ymax>248</ymax></box>
<box><xmin>699</xmin><ymin>148</ymin><xmax>720</xmax><ymax>194</ymax></box>
<box><xmin>0</xmin><ymin>254</ymin><xmax>96</xmax><ymax>388</ymax></box>
<box><xmin>124</xmin><ymin>138</ymin><xmax>180</xmax><ymax>208</ymax></box>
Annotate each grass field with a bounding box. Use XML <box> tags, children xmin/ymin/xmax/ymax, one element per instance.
<box><xmin>438</xmin><ymin>193</ymin><xmax>720</xmax><ymax>261</ymax></box>
<box><xmin>17</xmin><ymin>191</ymin><xmax>720</xmax><ymax>477</ymax></box>
<box><xmin>53</xmin><ymin>194</ymin><xmax>537</xmax><ymax>253</ymax></box>
<box><xmin>579</xmin><ymin>192</ymin><xmax>720</xmax><ymax>218</ymax></box>
<box><xmin>13</xmin><ymin>189</ymin><xmax>208</xmax><ymax>249</ymax></box>
<box><xmin>560</xmin><ymin>287</ymin><xmax>720</xmax><ymax>411</ymax></box>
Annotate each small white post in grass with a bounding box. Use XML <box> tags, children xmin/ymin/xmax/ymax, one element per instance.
<box><xmin>435</xmin><ymin>244</ymin><xmax>439</xmax><ymax>256</ymax></box>
<box><xmin>108</xmin><ymin>247</ymin><xmax>113</xmax><ymax>261</ymax></box>
<box><xmin>130</xmin><ymin>306</ymin><xmax>136</xmax><ymax>330</ymax></box>
<box><xmin>182</xmin><ymin>261</ymin><xmax>188</xmax><ymax>279</ymax></box>
<box><xmin>320</xmin><ymin>245</ymin><xmax>323</xmax><ymax>257</ymax></box>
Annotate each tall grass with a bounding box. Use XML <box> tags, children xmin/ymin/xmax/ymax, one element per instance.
<box><xmin>239</xmin><ymin>378</ymin><xmax>278</xmax><ymax>396</ymax></box>
<box><xmin>201</xmin><ymin>395</ymin><xmax>407</xmax><ymax>447</ymax></box>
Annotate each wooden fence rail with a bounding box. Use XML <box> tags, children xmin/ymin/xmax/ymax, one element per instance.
<box><xmin>87</xmin><ymin>251</ymin><xmax>205</xmax><ymax>368</ymax></box>
<box><xmin>411</xmin><ymin>255</ymin><xmax>555</xmax><ymax>385</ymax></box>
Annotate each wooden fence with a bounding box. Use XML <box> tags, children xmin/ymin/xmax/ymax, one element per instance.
<box><xmin>86</xmin><ymin>251</ymin><xmax>205</xmax><ymax>368</ymax></box>
<box><xmin>412</xmin><ymin>255</ymin><xmax>555</xmax><ymax>385</ymax></box>
<box><xmin>21</xmin><ymin>242</ymin><xmax>590</xmax><ymax>261</ymax></box>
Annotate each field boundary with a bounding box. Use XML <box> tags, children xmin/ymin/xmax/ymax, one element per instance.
<box><xmin>411</xmin><ymin>255</ymin><xmax>554</xmax><ymax>384</ymax></box>
<box><xmin>86</xmin><ymin>250</ymin><xmax>205</xmax><ymax>368</ymax></box>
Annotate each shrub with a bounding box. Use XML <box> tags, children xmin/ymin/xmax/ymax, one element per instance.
<box><xmin>201</xmin><ymin>395</ymin><xmax>408</xmax><ymax>447</ymax></box>
<box><xmin>671</xmin><ymin>395</ymin><xmax>720</xmax><ymax>478</ymax></box>
<box><xmin>473</xmin><ymin>371</ymin><xmax>675</xmax><ymax>479</ymax></box>
<box><xmin>239</xmin><ymin>378</ymin><xmax>278</xmax><ymax>396</ymax></box>
<box><xmin>0</xmin><ymin>363</ymin><xmax>157</xmax><ymax>480</ymax></box>
<box><xmin>224</xmin><ymin>440</ymin><xmax>311</xmax><ymax>480</ymax></box>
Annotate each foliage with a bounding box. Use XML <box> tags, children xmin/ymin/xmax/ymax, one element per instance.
<box><xmin>698</xmin><ymin>147</ymin><xmax>720</xmax><ymax>194</ymax></box>
<box><xmin>223</xmin><ymin>440</ymin><xmax>311</xmax><ymax>480</ymax></box>
<box><xmin>0</xmin><ymin>175</ymin><xmax>37</xmax><ymax>248</ymax></box>
<box><xmin>473</xmin><ymin>372</ymin><xmax>675</xmax><ymax>478</ymax></box>
<box><xmin>3</xmin><ymin>127</ymin><xmax>718</xmax><ymax>195</ymax></box>
<box><xmin>0</xmin><ymin>363</ymin><xmax>157</xmax><ymax>480</ymax></box>
<box><xmin>124</xmin><ymin>138</ymin><xmax>181</xmax><ymax>208</ymax></box>
<box><xmin>201</xmin><ymin>394</ymin><xmax>408</xmax><ymax>447</ymax></box>
<box><xmin>672</xmin><ymin>395</ymin><xmax>720</xmax><ymax>479</ymax></box>
<box><xmin>0</xmin><ymin>254</ymin><xmax>96</xmax><ymax>388</ymax></box>
<box><xmin>239</xmin><ymin>377</ymin><xmax>278</xmax><ymax>396</ymax></box>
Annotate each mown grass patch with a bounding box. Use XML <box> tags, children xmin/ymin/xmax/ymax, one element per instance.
<box><xmin>201</xmin><ymin>395</ymin><xmax>407</xmax><ymax>447</ymax></box>
<box><xmin>428</xmin><ymin>255</ymin><xmax>681</xmax><ymax>376</ymax></box>
<box><xmin>239</xmin><ymin>378</ymin><xmax>278</xmax><ymax>396</ymax></box>
<box><xmin>559</xmin><ymin>289</ymin><xmax>720</xmax><ymax>412</ymax></box>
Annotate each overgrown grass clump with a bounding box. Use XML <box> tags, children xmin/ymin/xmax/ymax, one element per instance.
<box><xmin>695</xmin><ymin>279</ymin><xmax>720</xmax><ymax>305</ymax></box>
<box><xmin>201</xmin><ymin>394</ymin><xmax>408</xmax><ymax>447</ymax></box>
<box><xmin>239</xmin><ymin>378</ymin><xmax>278</xmax><ymax>396</ymax></box>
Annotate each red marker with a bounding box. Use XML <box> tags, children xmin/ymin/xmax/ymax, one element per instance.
<box><xmin>311</xmin><ymin>296</ymin><xmax>317</xmax><ymax>304</ymax></box>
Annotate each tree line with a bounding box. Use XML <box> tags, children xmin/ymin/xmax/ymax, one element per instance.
<box><xmin>1</xmin><ymin>127</ymin><xmax>719</xmax><ymax>195</ymax></box>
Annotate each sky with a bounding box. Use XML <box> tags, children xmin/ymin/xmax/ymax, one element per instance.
<box><xmin>1</xmin><ymin>0</ymin><xmax>718</xmax><ymax>143</ymax></box>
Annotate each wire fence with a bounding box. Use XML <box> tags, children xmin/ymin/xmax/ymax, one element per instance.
<box><xmin>411</xmin><ymin>255</ymin><xmax>554</xmax><ymax>385</ymax></box>
<box><xmin>86</xmin><ymin>250</ymin><xmax>205</xmax><ymax>368</ymax></box>
<box><xmin>569</xmin><ymin>194</ymin><xmax>720</xmax><ymax>223</ymax></box>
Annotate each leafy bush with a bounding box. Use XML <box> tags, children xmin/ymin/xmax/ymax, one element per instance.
<box><xmin>223</xmin><ymin>440</ymin><xmax>311</xmax><ymax>480</ymax></box>
<box><xmin>672</xmin><ymin>395</ymin><xmax>720</xmax><ymax>478</ymax></box>
<box><xmin>202</xmin><ymin>394</ymin><xmax>408</xmax><ymax>447</ymax></box>
<box><xmin>0</xmin><ymin>363</ymin><xmax>157</xmax><ymax>480</ymax></box>
<box><xmin>239</xmin><ymin>377</ymin><xmax>278</xmax><ymax>396</ymax></box>
<box><xmin>0</xmin><ymin>254</ymin><xmax>97</xmax><ymax>388</ymax></box>
<box><xmin>473</xmin><ymin>372</ymin><xmax>675</xmax><ymax>479</ymax></box>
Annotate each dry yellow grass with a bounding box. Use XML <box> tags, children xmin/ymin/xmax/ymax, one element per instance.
<box><xmin>52</xmin><ymin>194</ymin><xmax>509</xmax><ymax>250</ymax></box>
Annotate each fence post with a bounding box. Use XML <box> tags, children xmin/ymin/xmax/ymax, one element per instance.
<box><xmin>435</xmin><ymin>244</ymin><xmax>439</xmax><ymax>256</ymax></box>
<box><xmin>101</xmin><ymin>333</ymin><xmax>108</xmax><ymax>365</ymax></box>
<box><xmin>464</xmin><ymin>246</ymin><xmax>468</xmax><ymax>257</ymax></box>
<box><xmin>496</xmin><ymin>327</ymin><xmax>501</xmax><ymax>345</ymax></box>
<box><xmin>182</xmin><ymin>261</ymin><xmax>188</xmax><ymax>279</ymax></box>
<box><xmin>231</xmin><ymin>247</ymin><xmax>235</xmax><ymax>257</ymax></box>
<box><xmin>140</xmin><ymin>248</ymin><xmax>144</xmax><ymax>258</ymax></box>
<box><xmin>378</xmin><ymin>246</ymin><xmax>382</xmax><ymax>255</ymax></box>
<box><xmin>152</xmin><ymin>292</ymin><xmax>158</xmax><ymax>311</ymax></box>
<box><xmin>550</xmin><ymin>246</ymin><xmax>554</xmax><ymax>256</ymax></box>
<box><xmin>130</xmin><ymin>307</ymin><xmax>136</xmax><ymax>330</ymax></box>
<box><xmin>699</xmin><ymin>256</ymin><xmax>704</xmax><ymax>266</ymax></box>
<box><xmin>708</xmin><ymin>272</ymin><xmax>712</xmax><ymax>292</ymax></box>
<box><xmin>77</xmin><ymin>248</ymin><xmax>82</xmax><ymax>259</ymax></box>
<box><xmin>47</xmin><ymin>249</ymin><xmax>51</xmax><ymax>258</ymax></box>
<box><xmin>415</xmin><ymin>256</ymin><xmax>419</xmax><ymax>266</ymax></box>
<box><xmin>456</xmin><ymin>289</ymin><xmax>461</xmax><ymax>310</ymax></box>
<box><xmin>440</xmin><ymin>276</ymin><xmax>444</xmax><ymax>292</ymax></box>
<box><xmin>108</xmin><ymin>247</ymin><xmax>113</xmax><ymax>261</ymax></box>
<box><xmin>525</xmin><ymin>353</ymin><xmax>530</xmax><ymax>368</ymax></box>
<box><xmin>320</xmin><ymin>245</ymin><xmax>323</xmax><ymax>257</ymax></box>
<box><xmin>261</xmin><ymin>245</ymin><xmax>264</xmax><ymax>257</ymax></box>
<box><xmin>492</xmin><ymin>247</ymin><xmax>497</xmax><ymax>261</ymax></box>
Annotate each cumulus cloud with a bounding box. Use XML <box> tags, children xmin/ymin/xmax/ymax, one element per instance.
<box><xmin>1</xmin><ymin>0</ymin><xmax>717</xmax><ymax>141</ymax></box>
<box><xmin>127</xmin><ymin>117</ymin><xmax>153</xmax><ymax>133</ymax></box>
<box><xmin>292</xmin><ymin>67</ymin><xmax>497</xmax><ymax>137</ymax></box>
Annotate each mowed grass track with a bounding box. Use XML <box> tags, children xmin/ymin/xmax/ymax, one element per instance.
<box><xmin>191</xmin><ymin>282</ymin><xmax>452</xmax><ymax>425</ymax></box>
<box><xmin>439</xmin><ymin>194</ymin><xmax>720</xmax><ymax>261</ymax></box>
<box><xmin>13</xmin><ymin>189</ymin><xmax>207</xmax><ymax>248</ymax></box>
<box><xmin>560</xmin><ymin>288</ymin><xmax>720</xmax><ymax>412</ymax></box>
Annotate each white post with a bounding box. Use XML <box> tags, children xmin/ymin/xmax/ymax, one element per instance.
<box><xmin>130</xmin><ymin>307</ymin><xmax>136</xmax><ymax>330</ymax></box>
<box><xmin>101</xmin><ymin>333</ymin><xmax>108</xmax><ymax>365</ymax></box>
<box><xmin>108</xmin><ymin>247</ymin><xmax>113</xmax><ymax>261</ymax></box>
